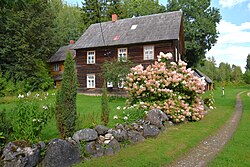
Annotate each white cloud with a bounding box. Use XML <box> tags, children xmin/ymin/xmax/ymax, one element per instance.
<box><xmin>206</xmin><ymin>20</ymin><xmax>250</xmax><ymax>72</ymax></box>
<box><xmin>248</xmin><ymin>3</ymin><xmax>250</xmax><ymax>10</ymax></box>
<box><xmin>219</xmin><ymin>0</ymin><xmax>249</xmax><ymax>8</ymax></box>
<box><xmin>217</xmin><ymin>20</ymin><xmax>250</xmax><ymax>44</ymax></box>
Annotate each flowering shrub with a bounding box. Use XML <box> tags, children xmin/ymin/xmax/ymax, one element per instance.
<box><xmin>13</xmin><ymin>92</ymin><xmax>53</xmax><ymax>142</ymax></box>
<box><xmin>125</xmin><ymin>52</ymin><xmax>206</xmax><ymax>123</ymax></box>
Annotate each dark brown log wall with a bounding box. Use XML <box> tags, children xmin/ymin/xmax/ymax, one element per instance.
<box><xmin>75</xmin><ymin>41</ymin><xmax>177</xmax><ymax>90</ymax></box>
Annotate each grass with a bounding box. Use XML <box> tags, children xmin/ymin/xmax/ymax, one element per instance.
<box><xmin>74</xmin><ymin>86</ymin><xmax>250</xmax><ymax>167</ymax></box>
<box><xmin>209</xmin><ymin>91</ymin><xmax>250</xmax><ymax>167</ymax></box>
<box><xmin>1</xmin><ymin>86</ymin><xmax>249</xmax><ymax>166</ymax></box>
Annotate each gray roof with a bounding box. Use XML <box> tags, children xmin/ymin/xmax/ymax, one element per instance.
<box><xmin>194</xmin><ymin>69</ymin><xmax>213</xmax><ymax>84</ymax></box>
<box><xmin>74</xmin><ymin>11</ymin><xmax>182</xmax><ymax>49</ymax></box>
<box><xmin>48</xmin><ymin>44</ymin><xmax>76</xmax><ymax>63</ymax></box>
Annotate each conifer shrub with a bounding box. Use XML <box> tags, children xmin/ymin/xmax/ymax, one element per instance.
<box><xmin>55</xmin><ymin>51</ymin><xmax>78</xmax><ymax>138</ymax></box>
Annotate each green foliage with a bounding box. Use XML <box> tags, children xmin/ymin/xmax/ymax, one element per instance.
<box><xmin>243</xmin><ymin>69</ymin><xmax>250</xmax><ymax>84</ymax></box>
<box><xmin>246</xmin><ymin>53</ymin><xmax>250</xmax><ymax>71</ymax></box>
<box><xmin>0</xmin><ymin>72</ymin><xmax>7</xmax><ymax>97</ymax></box>
<box><xmin>166</xmin><ymin>0</ymin><xmax>221</xmax><ymax>67</ymax></box>
<box><xmin>55</xmin><ymin>51</ymin><xmax>78</xmax><ymax>138</ymax></box>
<box><xmin>101</xmin><ymin>80</ymin><xmax>109</xmax><ymax>126</ymax></box>
<box><xmin>0</xmin><ymin>109</ymin><xmax>13</xmax><ymax>148</ymax></box>
<box><xmin>12</xmin><ymin>93</ymin><xmax>53</xmax><ymax>143</ymax></box>
<box><xmin>0</xmin><ymin>0</ymin><xmax>56</xmax><ymax>93</ymax></box>
<box><xmin>121</xmin><ymin>0</ymin><xmax>165</xmax><ymax>18</ymax></box>
<box><xmin>51</xmin><ymin>0</ymin><xmax>84</xmax><ymax>45</ymax></box>
<box><xmin>102</xmin><ymin>59</ymin><xmax>134</xmax><ymax>86</ymax></box>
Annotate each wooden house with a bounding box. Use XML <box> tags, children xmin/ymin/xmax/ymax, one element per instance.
<box><xmin>73</xmin><ymin>11</ymin><xmax>185</xmax><ymax>93</ymax></box>
<box><xmin>193</xmin><ymin>69</ymin><xmax>213</xmax><ymax>91</ymax></box>
<box><xmin>48</xmin><ymin>40</ymin><xmax>76</xmax><ymax>88</ymax></box>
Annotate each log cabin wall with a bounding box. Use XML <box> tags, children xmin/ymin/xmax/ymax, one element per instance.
<box><xmin>76</xmin><ymin>41</ymin><xmax>176</xmax><ymax>91</ymax></box>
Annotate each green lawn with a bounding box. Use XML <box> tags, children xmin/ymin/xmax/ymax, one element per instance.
<box><xmin>1</xmin><ymin>86</ymin><xmax>250</xmax><ymax>167</ymax></box>
<box><xmin>74</xmin><ymin>86</ymin><xmax>250</xmax><ymax>167</ymax></box>
<box><xmin>209</xmin><ymin>91</ymin><xmax>250</xmax><ymax>167</ymax></box>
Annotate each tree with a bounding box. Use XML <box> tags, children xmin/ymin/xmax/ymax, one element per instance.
<box><xmin>243</xmin><ymin>70</ymin><xmax>250</xmax><ymax>84</ymax></box>
<box><xmin>0</xmin><ymin>0</ymin><xmax>55</xmax><ymax>92</ymax></box>
<box><xmin>55</xmin><ymin>51</ymin><xmax>78</xmax><ymax>138</ymax></box>
<box><xmin>231</xmin><ymin>65</ymin><xmax>243</xmax><ymax>83</ymax></box>
<box><xmin>102</xmin><ymin>59</ymin><xmax>134</xmax><ymax>86</ymax></box>
<box><xmin>246</xmin><ymin>54</ymin><xmax>250</xmax><ymax>71</ymax></box>
<box><xmin>121</xmin><ymin>0</ymin><xmax>165</xmax><ymax>18</ymax></box>
<box><xmin>50</xmin><ymin>0</ymin><xmax>84</xmax><ymax>46</ymax></box>
<box><xmin>166</xmin><ymin>0</ymin><xmax>221</xmax><ymax>67</ymax></box>
<box><xmin>82</xmin><ymin>0</ymin><xmax>105</xmax><ymax>28</ymax></box>
<box><xmin>198</xmin><ymin>56</ymin><xmax>217</xmax><ymax>81</ymax></box>
<box><xmin>105</xmin><ymin>0</ymin><xmax>123</xmax><ymax>19</ymax></box>
<box><xmin>218</xmin><ymin>62</ymin><xmax>232</xmax><ymax>83</ymax></box>
<box><xmin>101</xmin><ymin>80</ymin><xmax>109</xmax><ymax>125</ymax></box>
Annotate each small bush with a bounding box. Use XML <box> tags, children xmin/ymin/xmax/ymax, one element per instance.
<box><xmin>12</xmin><ymin>93</ymin><xmax>53</xmax><ymax>142</ymax></box>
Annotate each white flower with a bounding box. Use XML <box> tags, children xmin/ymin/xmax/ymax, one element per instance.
<box><xmin>18</xmin><ymin>94</ymin><xmax>24</xmax><ymax>98</ymax></box>
<box><xmin>113</xmin><ymin>115</ymin><xmax>118</xmax><ymax>119</ymax></box>
<box><xmin>210</xmin><ymin>106</ymin><xmax>214</xmax><ymax>109</ymax></box>
<box><xmin>139</xmin><ymin>101</ymin><xmax>145</xmax><ymax>105</ymax></box>
<box><xmin>32</xmin><ymin>119</ymin><xmax>36</xmax><ymax>122</ymax></box>
<box><xmin>123</xmin><ymin>106</ymin><xmax>127</xmax><ymax>110</ymax></box>
<box><xmin>124</xmin><ymin>116</ymin><xmax>128</xmax><ymax>121</ymax></box>
<box><xmin>35</xmin><ymin>93</ymin><xmax>40</xmax><ymax>98</ymax></box>
<box><xmin>52</xmin><ymin>93</ymin><xmax>56</xmax><ymax>96</ymax></box>
<box><xmin>42</xmin><ymin>105</ymin><xmax>48</xmax><ymax>110</ymax></box>
<box><xmin>166</xmin><ymin>52</ymin><xmax>173</xmax><ymax>59</ymax></box>
<box><xmin>144</xmin><ymin>111</ymin><xmax>148</xmax><ymax>114</ymax></box>
<box><xmin>26</xmin><ymin>91</ymin><xmax>31</xmax><ymax>97</ymax></box>
<box><xmin>116</xmin><ymin>106</ymin><xmax>121</xmax><ymax>110</ymax></box>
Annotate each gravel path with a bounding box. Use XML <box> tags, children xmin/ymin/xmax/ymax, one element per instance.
<box><xmin>167</xmin><ymin>92</ymin><xmax>245</xmax><ymax>167</ymax></box>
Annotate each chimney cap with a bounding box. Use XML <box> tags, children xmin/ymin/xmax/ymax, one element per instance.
<box><xmin>70</xmin><ymin>40</ymin><xmax>75</xmax><ymax>44</ymax></box>
<box><xmin>112</xmin><ymin>14</ymin><xmax>118</xmax><ymax>22</ymax></box>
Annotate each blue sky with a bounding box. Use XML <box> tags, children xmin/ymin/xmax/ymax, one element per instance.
<box><xmin>65</xmin><ymin>0</ymin><xmax>250</xmax><ymax>72</ymax></box>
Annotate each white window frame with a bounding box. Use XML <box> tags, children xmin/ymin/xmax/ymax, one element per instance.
<box><xmin>118</xmin><ymin>79</ymin><xmax>124</xmax><ymax>88</ymax></box>
<box><xmin>54</xmin><ymin>64</ymin><xmax>59</xmax><ymax>71</ymax></box>
<box><xmin>143</xmin><ymin>45</ymin><xmax>154</xmax><ymax>60</ymax></box>
<box><xmin>87</xmin><ymin>51</ymin><xmax>95</xmax><ymax>64</ymax></box>
<box><xmin>87</xmin><ymin>74</ymin><xmax>95</xmax><ymax>88</ymax></box>
<box><xmin>118</xmin><ymin>48</ymin><xmax>127</xmax><ymax>62</ymax></box>
<box><xmin>107</xmin><ymin>82</ymin><xmax>113</xmax><ymax>88</ymax></box>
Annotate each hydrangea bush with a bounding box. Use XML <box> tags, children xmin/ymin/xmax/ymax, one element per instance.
<box><xmin>125</xmin><ymin>52</ymin><xmax>206</xmax><ymax>123</ymax></box>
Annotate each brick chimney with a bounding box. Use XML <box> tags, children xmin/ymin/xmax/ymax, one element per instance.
<box><xmin>112</xmin><ymin>14</ymin><xmax>118</xmax><ymax>22</ymax></box>
<box><xmin>69</xmin><ymin>40</ymin><xmax>75</xmax><ymax>44</ymax></box>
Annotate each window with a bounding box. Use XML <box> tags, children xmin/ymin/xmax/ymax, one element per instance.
<box><xmin>118</xmin><ymin>48</ymin><xmax>127</xmax><ymax>62</ymax></box>
<box><xmin>54</xmin><ymin>64</ymin><xmax>59</xmax><ymax>71</ymax></box>
<box><xmin>143</xmin><ymin>45</ymin><xmax>154</xmax><ymax>60</ymax></box>
<box><xmin>107</xmin><ymin>82</ymin><xmax>113</xmax><ymax>88</ymax></box>
<box><xmin>87</xmin><ymin>51</ymin><xmax>95</xmax><ymax>64</ymax></box>
<box><xmin>118</xmin><ymin>78</ymin><xmax>124</xmax><ymax>88</ymax></box>
<box><xmin>87</xmin><ymin>74</ymin><xmax>95</xmax><ymax>88</ymax></box>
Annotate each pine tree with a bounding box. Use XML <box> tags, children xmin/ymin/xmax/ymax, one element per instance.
<box><xmin>101</xmin><ymin>80</ymin><xmax>109</xmax><ymax>126</ymax></box>
<box><xmin>82</xmin><ymin>0</ymin><xmax>104</xmax><ymax>28</ymax></box>
<box><xmin>55</xmin><ymin>51</ymin><xmax>78</xmax><ymax>138</ymax></box>
<box><xmin>246</xmin><ymin>54</ymin><xmax>250</xmax><ymax>71</ymax></box>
